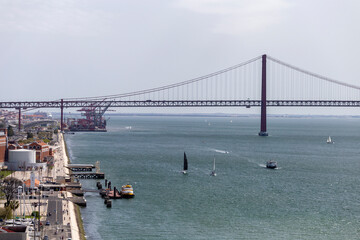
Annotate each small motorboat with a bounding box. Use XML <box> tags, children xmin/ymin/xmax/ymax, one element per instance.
<box><xmin>120</xmin><ymin>184</ymin><xmax>135</xmax><ymax>198</ymax></box>
<box><xmin>266</xmin><ymin>161</ymin><xmax>277</xmax><ymax>169</ymax></box>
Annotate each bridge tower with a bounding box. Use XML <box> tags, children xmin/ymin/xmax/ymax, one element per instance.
<box><xmin>258</xmin><ymin>54</ymin><xmax>268</xmax><ymax>136</ymax></box>
<box><xmin>60</xmin><ymin>99</ymin><xmax>64</xmax><ymax>132</ymax></box>
<box><xmin>17</xmin><ymin>108</ymin><xmax>21</xmax><ymax>131</ymax></box>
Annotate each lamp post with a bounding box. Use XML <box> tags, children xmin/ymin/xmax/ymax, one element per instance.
<box><xmin>17</xmin><ymin>186</ymin><xmax>22</xmax><ymax>220</ymax></box>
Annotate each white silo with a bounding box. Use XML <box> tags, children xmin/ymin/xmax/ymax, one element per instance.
<box><xmin>8</xmin><ymin>149</ymin><xmax>36</xmax><ymax>170</ymax></box>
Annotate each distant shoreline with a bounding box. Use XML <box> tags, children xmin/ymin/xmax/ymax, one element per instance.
<box><xmin>52</xmin><ymin>112</ymin><xmax>360</xmax><ymax>119</ymax></box>
<box><xmin>105</xmin><ymin>113</ymin><xmax>360</xmax><ymax>118</ymax></box>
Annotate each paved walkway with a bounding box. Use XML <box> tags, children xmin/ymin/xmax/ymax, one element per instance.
<box><xmin>5</xmin><ymin>133</ymin><xmax>81</xmax><ymax>240</ymax></box>
<box><xmin>42</xmin><ymin>192</ymin><xmax>72</xmax><ymax>240</ymax></box>
<box><xmin>58</xmin><ymin>133</ymin><xmax>80</xmax><ymax>240</ymax></box>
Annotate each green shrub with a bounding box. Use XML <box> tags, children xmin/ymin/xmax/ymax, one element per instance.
<box><xmin>31</xmin><ymin>211</ymin><xmax>40</xmax><ymax>219</ymax></box>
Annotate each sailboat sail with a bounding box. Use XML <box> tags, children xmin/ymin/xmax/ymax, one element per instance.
<box><xmin>211</xmin><ymin>156</ymin><xmax>216</xmax><ymax>176</ymax></box>
<box><xmin>183</xmin><ymin>152</ymin><xmax>188</xmax><ymax>171</ymax></box>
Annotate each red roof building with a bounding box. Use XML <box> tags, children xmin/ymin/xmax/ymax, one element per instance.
<box><xmin>28</xmin><ymin>141</ymin><xmax>50</xmax><ymax>162</ymax></box>
<box><xmin>0</xmin><ymin>129</ymin><xmax>7</xmax><ymax>164</ymax></box>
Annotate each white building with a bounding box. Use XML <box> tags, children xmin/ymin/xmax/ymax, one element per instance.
<box><xmin>7</xmin><ymin>149</ymin><xmax>46</xmax><ymax>171</ymax></box>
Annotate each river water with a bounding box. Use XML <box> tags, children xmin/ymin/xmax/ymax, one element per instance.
<box><xmin>65</xmin><ymin>116</ymin><xmax>360</xmax><ymax>240</ymax></box>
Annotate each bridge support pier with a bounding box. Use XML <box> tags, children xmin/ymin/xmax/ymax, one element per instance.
<box><xmin>258</xmin><ymin>54</ymin><xmax>268</xmax><ymax>136</ymax></box>
<box><xmin>60</xmin><ymin>99</ymin><xmax>64</xmax><ymax>132</ymax></box>
<box><xmin>18</xmin><ymin>108</ymin><xmax>21</xmax><ymax>132</ymax></box>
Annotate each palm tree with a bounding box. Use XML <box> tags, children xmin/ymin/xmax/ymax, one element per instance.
<box><xmin>7</xmin><ymin>200</ymin><xmax>19</xmax><ymax>220</ymax></box>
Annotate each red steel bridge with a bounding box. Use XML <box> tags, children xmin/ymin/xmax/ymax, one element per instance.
<box><xmin>1</xmin><ymin>54</ymin><xmax>360</xmax><ymax>136</ymax></box>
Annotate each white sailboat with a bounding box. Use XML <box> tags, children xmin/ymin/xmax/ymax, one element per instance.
<box><xmin>210</xmin><ymin>157</ymin><xmax>216</xmax><ymax>176</ymax></box>
<box><xmin>326</xmin><ymin>136</ymin><xmax>333</xmax><ymax>144</ymax></box>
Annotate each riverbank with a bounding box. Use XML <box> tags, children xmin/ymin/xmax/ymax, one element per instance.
<box><xmin>60</xmin><ymin>133</ymin><xmax>86</xmax><ymax>240</ymax></box>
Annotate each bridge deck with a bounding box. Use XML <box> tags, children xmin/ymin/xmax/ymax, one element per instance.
<box><xmin>2</xmin><ymin>100</ymin><xmax>360</xmax><ymax>108</ymax></box>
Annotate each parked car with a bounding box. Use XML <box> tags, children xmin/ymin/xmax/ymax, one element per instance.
<box><xmin>45</xmin><ymin>220</ymin><xmax>50</xmax><ymax>226</ymax></box>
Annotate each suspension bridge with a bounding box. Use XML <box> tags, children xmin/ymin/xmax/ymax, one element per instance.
<box><xmin>1</xmin><ymin>54</ymin><xmax>360</xmax><ymax>136</ymax></box>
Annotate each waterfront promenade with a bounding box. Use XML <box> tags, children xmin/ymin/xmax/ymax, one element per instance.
<box><xmin>57</xmin><ymin>133</ymin><xmax>80</xmax><ymax>240</ymax></box>
<box><xmin>1</xmin><ymin>133</ymin><xmax>81</xmax><ymax>240</ymax></box>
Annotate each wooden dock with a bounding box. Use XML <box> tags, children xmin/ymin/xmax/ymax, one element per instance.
<box><xmin>68</xmin><ymin>196</ymin><xmax>87</xmax><ymax>207</ymax></box>
<box><xmin>68</xmin><ymin>189</ymin><xmax>84</xmax><ymax>196</ymax></box>
<box><xmin>67</xmin><ymin>164</ymin><xmax>95</xmax><ymax>172</ymax></box>
<box><xmin>70</xmin><ymin>172</ymin><xmax>105</xmax><ymax>179</ymax></box>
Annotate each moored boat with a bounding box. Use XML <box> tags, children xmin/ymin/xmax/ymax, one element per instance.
<box><xmin>266</xmin><ymin>161</ymin><xmax>277</xmax><ymax>169</ymax></box>
<box><xmin>120</xmin><ymin>184</ymin><xmax>135</xmax><ymax>198</ymax></box>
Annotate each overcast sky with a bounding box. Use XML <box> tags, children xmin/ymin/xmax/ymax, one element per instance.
<box><xmin>1</xmin><ymin>0</ymin><xmax>360</xmax><ymax>114</ymax></box>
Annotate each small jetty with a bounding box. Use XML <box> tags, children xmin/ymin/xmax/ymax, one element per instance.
<box><xmin>69</xmin><ymin>161</ymin><xmax>105</xmax><ymax>179</ymax></box>
<box><xmin>68</xmin><ymin>189</ymin><xmax>85</xmax><ymax>197</ymax></box>
<box><xmin>68</xmin><ymin>196</ymin><xmax>87</xmax><ymax>207</ymax></box>
<box><xmin>107</xmin><ymin>187</ymin><xmax>122</xmax><ymax>199</ymax></box>
<box><xmin>98</xmin><ymin>179</ymin><xmax>135</xmax><ymax>202</ymax></box>
<box><xmin>71</xmin><ymin>172</ymin><xmax>105</xmax><ymax>179</ymax></box>
<box><xmin>67</xmin><ymin>164</ymin><xmax>95</xmax><ymax>172</ymax></box>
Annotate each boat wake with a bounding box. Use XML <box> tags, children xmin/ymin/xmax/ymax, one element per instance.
<box><xmin>211</xmin><ymin>149</ymin><xmax>230</xmax><ymax>154</ymax></box>
<box><xmin>258</xmin><ymin>163</ymin><xmax>281</xmax><ymax>169</ymax></box>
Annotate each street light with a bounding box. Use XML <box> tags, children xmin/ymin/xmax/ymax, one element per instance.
<box><xmin>17</xmin><ymin>186</ymin><xmax>23</xmax><ymax>219</ymax></box>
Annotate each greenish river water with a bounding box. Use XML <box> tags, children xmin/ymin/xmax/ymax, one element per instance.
<box><xmin>65</xmin><ymin>116</ymin><xmax>360</xmax><ymax>239</ymax></box>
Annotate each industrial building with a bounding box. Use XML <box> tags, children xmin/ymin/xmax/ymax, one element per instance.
<box><xmin>9</xmin><ymin>140</ymin><xmax>52</xmax><ymax>162</ymax></box>
<box><xmin>7</xmin><ymin>149</ymin><xmax>46</xmax><ymax>171</ymax></box>
<box><xmin>26</xmin><ymin>141</ymin><xmax>50</xmax><ymax>162</ymax></box>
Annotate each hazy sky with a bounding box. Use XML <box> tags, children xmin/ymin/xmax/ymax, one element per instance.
<box><xmin>1</xmin><ymin>0</ymin><xmax>360</xmax><ymax>114</ymax></box>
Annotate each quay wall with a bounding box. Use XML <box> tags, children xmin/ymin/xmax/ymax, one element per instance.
<box><xmin>61</xmin><ymin>133</ymin><xmax>86</xmax><ymax>240</ymax></box>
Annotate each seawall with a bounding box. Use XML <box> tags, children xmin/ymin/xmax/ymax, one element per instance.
<box><xmin>60</xmin><ymin>133</ymin><xmax>86</xmax><ymax>240</ymax></box>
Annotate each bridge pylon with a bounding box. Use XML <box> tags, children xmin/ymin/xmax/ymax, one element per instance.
<box><xmin>17</xmin><ymin>107</ymin><xmax>21</xmax><ymax>131</ymax></box>
<box><xmin>258</xmin><ymin>54</ymin><xmax>268</xmax><ymax>136</ymax></box>
<box><xmin>60</xmin><ymin>99</ymin><xmax>64</xmax><ymax>132</ymax></box>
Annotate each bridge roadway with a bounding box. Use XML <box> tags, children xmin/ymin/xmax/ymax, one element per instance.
<box><xmin>1</xmin><ymin>100</ymin><xmax>360</xmax><ymax>108</ymax></box>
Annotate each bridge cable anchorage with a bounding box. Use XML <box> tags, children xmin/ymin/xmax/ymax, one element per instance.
<box><xmin>62</xmin><ymin>55</ymin><xmax>262</xmax><ymax>101</ymax></box>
